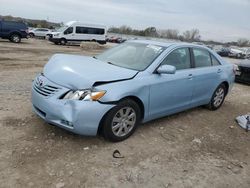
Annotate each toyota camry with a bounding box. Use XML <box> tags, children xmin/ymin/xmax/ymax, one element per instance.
<box><xmin>32</xmin><ymin>40</ymin><xmax>235</xmax><ymax>142</ymax></box>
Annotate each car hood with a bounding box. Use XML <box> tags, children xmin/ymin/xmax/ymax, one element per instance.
<box><xmin>44</xmin><ymin>54</ymin><xmax>138</xmax><ymax>89</ymax></box>
<box><xmin>237</xmin><ymin>59</ymin><xmax>250</xmax><ymax>68</ymax></box>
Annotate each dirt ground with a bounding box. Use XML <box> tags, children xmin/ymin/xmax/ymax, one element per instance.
<box><xmin>0</xmin><ymin>38</ymin><xmax>250</xmax><ymax>188</ymax></box>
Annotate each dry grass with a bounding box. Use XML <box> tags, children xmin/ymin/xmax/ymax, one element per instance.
<box><xmin>80</xmin><ymin>41</ymin><xmax>106</xmax><ymax>50</ymax></box>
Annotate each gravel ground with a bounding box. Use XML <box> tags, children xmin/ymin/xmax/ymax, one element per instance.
<box><xmin>0</xmin><ymin>39</ymin><xmax>250</xmax><ymax>188</ymax></box>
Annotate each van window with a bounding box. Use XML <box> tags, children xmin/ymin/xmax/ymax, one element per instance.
<box><xmin>64</xmin><ymin>27</ymin><xmax>73</xmax><ymax>35</ymax></box>
<box><xmin>76</xmin><ymin>27</ymin><xmax>105</xmax><ymax>35</ymax></box>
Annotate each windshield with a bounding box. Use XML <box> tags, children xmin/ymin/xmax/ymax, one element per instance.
<box><xmin>96</xmin><ymin>42</ymin><xmax>165</xmax><ymax>71</ymax></box>
<box><xmin>56</xmin><ymin>26</ymin><xmax>68</xmax><ymax>32</ymax></box>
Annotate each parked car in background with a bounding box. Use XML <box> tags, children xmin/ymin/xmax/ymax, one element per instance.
<box><xmin>29</xmin><ymin>28</ymin><xmax>52</xmax><ymax>38</ymax></box>
<box><xmin>241</xmin><ymin>48</ymin><xmax>250</xmax><ymax>59</ymax></box>
<box><xmin>229</xmin><ymin>48</ymin><xmax>245</xmax><ymax>59</ymax></box>
<box><xmin>107</xmin><ymin>36</ymin><xmax>126</xmax><ymax>43</ymax></box>
<box><xmin>235</xmin><ymin>59</ymin><xmax>250</xmax><ymax>84</ymax></box>
<box><xmin>49</xmin><ymin>21</ymin><xmax>107</xmax><ymax>45</ymax></box>
<box><xmin>216</xmin><ymin>48</ymin><xmax>230</xmax><ymax>57</ymax></box>
<box><xmin>31</xmin><ymin>40</ymin><xmax>235</xmax><ymax>142</ymax></box>
<box><xmin>0</xmin><ymin>20</ymin><xmax>28</xmax><ymax>43</ymax></box>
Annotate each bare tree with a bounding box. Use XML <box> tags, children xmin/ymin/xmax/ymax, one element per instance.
<box><xmin>237</xmin><ymin>38</ymin><xmax>249</xmax><ymax>47</ymax></box>
<box><xmin>182</xmin><ymin>29</ymin><xmax>201</xmax><ymax>42</ymax></box>
<box><xmin>144</xmin><ymin>27</ymin><xmax>157</xmax><ymax>37</ymax></box>
<box><xmin>159</xmin><ymin>29</ymin><xmax>179</xmax><ymax>40</ymax></box>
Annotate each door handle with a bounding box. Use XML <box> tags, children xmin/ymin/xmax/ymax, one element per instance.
<box><xmin>217</xmin><ymin>69</ymin><xmax>222</xmax><ymax>73</ymax></box>
<box><xmin>188</xmin><ymin>74</ymin><xmax>193</xmax><ymax>79</ymax></box>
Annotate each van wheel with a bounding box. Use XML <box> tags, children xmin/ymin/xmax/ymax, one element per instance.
<box><xmin>98</xmin><ymin>41</ymin><xmax>106</xmax><ymax>45</ymax></box>
<box><xmin>207</xmin><ymin>84</ymin><xmax>226</xmax><ymax>110</ymax></box>
<box><xmin>60</xmin><ymin>38</ymin><xmax>67</xmax><ymax>45</ymax></box>
<box><xmin>102</xmin><ymin>99</ymin><xmax>141</xmax><ymax>142</ymax></box>
<box><xmin>10</xmin><ymin>34</ymin><xmax>21</xmax><ymax>43</ymax></box>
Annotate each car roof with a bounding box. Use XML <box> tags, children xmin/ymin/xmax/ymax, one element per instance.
<box><xmin>127</xmin><ymin>39</ymin><xmax>210</xmax><ymax>50</ymax></box>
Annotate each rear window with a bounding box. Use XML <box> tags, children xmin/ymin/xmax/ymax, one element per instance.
<box><xmin>211</xmin><ymin>55</ymin><xmax>221</xmax><ymax>66</ymax></box>
<box><xmin>76</xmin><ymin>26</ymin><xmax>105</xmax><ymax>35</ymax></box>
<box><xmin>193</xmin><ymin>48</ymin><xmax>212</xmax><ymax>68</ymax></box>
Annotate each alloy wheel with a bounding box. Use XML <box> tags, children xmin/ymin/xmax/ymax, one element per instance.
<box><xmin>213</xmin><ymin>87</ymin><xmax>225</xmax><ymax>107</ymax></box>
<box><xmin>111</xmin><ymin>107</ymin><xmax>136</xmax><ymax>137</ymax></box>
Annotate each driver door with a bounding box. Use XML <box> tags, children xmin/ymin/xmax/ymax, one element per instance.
<box><xmin>149</xmin><ymin>47</ymin><xmax>195</xmax><ymax>119</ymax></box>
<box><xmin>63</xmin><ymin>27</ymin><xmax>74</xmax><ymax>41</ymax></box>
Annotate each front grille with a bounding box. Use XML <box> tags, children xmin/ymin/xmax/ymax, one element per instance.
<box><xmin>33</xmin><ymin>77</ymin><xmax>61</xmax><ymax>97</ymax></box>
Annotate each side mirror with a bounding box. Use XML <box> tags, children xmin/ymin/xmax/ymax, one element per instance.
<box><xmin>157</xmin><ymin>65</ymin><xmax>176</xmax><ymax>74</ymax></box>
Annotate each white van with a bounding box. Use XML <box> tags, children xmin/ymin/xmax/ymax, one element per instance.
<box><xmin>49</xmin><ymin>21</ymin><xmax>107</xmax><ymax>45</ymax></box>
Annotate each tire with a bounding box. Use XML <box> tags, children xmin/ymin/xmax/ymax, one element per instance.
<box><xmin>102</xmin><ymin>99</ymin><xmax>141</xmax><ymax>142</ymax></box>
<box><xmin>60</xmin><ymin>38</ymin><xmax>67</xmax><ymax>45</ymax></box>
<box><xmin>10</xmin><ymin>34</ymin><xmax>21</xmax><ymax>43</ymax></box>
<box><xmin>98</xmin><ymin>41</ymin><xmax>106</xmax><ymax>45</ymax></box>
<box><xmin>29</xmin><ymin>33</ymin><xmax>35</xmax><ymax>38</ymax></box>
<box><xmin>207</xmin><ymin>84</ymin><xmax>227</xmax><ymax>110</ymax></box>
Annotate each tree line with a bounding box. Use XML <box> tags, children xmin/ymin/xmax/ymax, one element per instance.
<box><xmin>0</xmin><ymin>15</ymin><xmax>61</xmax><ymax>29</ymax></box>
<box><xmin>108</xmin><ymin>25</ymin><xmax>250</xmax><ymax>47</ymax></box>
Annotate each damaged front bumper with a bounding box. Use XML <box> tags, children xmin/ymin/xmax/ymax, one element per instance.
<box><xmin>31</xmin><ymin>75</ymin><xmax>114</xmax><ymax>136</ymax></box>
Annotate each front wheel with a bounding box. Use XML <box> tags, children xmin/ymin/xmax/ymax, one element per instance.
<box><xmin>60</xmin><ymin>38</ymin><xmax>67</xmax><ymax>45</ymax></box>
<box><xmin>102</xmin><ymin>99</ymin><xmax>141</xmax><ymax>142</ymax></box>
<box><xmin>207</xmin><ymin>84</ymin><xmax>226</xmax><ymax>110</ymax></box>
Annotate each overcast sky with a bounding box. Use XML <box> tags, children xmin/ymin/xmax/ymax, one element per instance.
<box><xmin>1</xmin><ymin>0</ymin><xmax>249</xmax><ymax>42</ymax></box>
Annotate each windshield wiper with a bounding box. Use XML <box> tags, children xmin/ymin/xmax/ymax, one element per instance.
<box><xmin>107</xmin><ymin>61</ymin><xmax>118</xmax><ymax>66</ymax></box>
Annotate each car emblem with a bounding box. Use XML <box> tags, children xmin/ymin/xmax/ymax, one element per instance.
<box><xmin>38</xmin><ymin>76</ymin><xmax>45</xmax><ymax>88</ymax></box>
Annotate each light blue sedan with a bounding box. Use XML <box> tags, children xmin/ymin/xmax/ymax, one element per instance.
<box><xmin>32</xmin><ymin>40</ymin><xmax>235</xmax><ymax>141</ymax></box>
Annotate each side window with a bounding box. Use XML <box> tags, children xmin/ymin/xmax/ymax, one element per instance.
<box><xmin>76</xmin><ymin>27</ymin><xmax>87</xmax><ymax>34</ymax></box>
<box><xmin>211</xmin><ymin>55</ymin><xmax>221</xmax><ymax>66</ymax></box>
<box><xmin>75</xmin><ymin>27</ymin><xmax>104</xmax><ymax>35</ymax></box>
<box><xmin>162</xmin><ymin>48</ymin><xmax>191</xmax><ymax>70</ymax></box>
<box><xmin>193</xmin><ymin>48</ymin><xmax>212</xmax><ymax>68</ymax></box>
<box><xmin>64</xmin><ymin>27</ymin><xmax>73</xmax><ymax>35</ymax></box>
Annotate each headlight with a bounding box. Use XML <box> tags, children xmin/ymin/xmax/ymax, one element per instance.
<box><xmin>62</xmin><ymin>89</ymin><xmax>106</xmax><ymax>101</ymax></box>
<box><xmin>54</xmin><ymin>33</ymin><xmax>59</xmax><ymax>37</ymax></box>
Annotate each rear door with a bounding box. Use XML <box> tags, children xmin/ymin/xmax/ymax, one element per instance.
<box><xmin>34</xmin><ymin>29</ymin><xmax>43</xmax><ymax>37</ymax></box>
<box><xmin>190</xmin><ymin>48</ymin><xmax>222</xmax><ymax>106</ymax></box>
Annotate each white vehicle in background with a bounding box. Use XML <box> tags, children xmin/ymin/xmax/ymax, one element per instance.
<box><xmin>49</xmin><ymin>21</ymin><xmax>107</xmax><ymax>45</ymax></box>
<box><xmin>29</xmin><ymin>28</ymin><xmax>52</xmax><ymax>38</ymax></box>
<box><xmin>241</xmin><ymin>48</ymin><xmax>250</xmax><ymax>59</ymax></box>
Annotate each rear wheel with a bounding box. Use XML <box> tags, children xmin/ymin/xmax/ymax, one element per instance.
<box><xmin>10</xmin><ymin>34</ymin><xmax>21</xmax><ymax>43</ymax></box>
<box><xmin>98</xmin><ymin>41</ymin><xmax>106</xmax><ymax>45</ymax></box>
<box><xmin>102</xmin><ymin>99</ymin><xmax>141</xmax><ymax>142</ymax></box>
<box><xmin>207</xmin><ymin>84</ymin><xmax>226</xmax><ymax>110</ymax></box>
